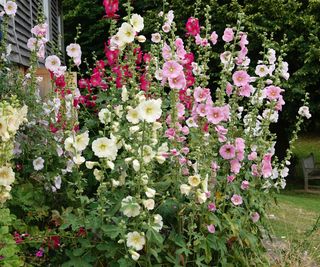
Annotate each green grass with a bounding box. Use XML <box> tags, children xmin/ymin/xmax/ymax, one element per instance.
<box><xmin>292</xmin><ymin>134</ymin><xmax>320</xmax><ymax>162</ymax></box>
<box><xmin>267</xmin><ymin>191</ymin><xmax>320</xmax><ymax>265</ymax></box>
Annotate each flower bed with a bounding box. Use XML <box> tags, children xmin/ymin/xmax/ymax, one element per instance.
<box><xmin>0</xmin><ymin>1</ymin><xmax>311</xmax><ymax>266</ymax></box>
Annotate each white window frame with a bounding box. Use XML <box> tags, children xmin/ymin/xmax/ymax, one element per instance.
<box><xmin>43</xmin><ymin>0</ymin><xmax>51</xmax><ymax>41</ymax></box>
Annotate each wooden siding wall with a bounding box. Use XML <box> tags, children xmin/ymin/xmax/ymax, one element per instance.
<box><xmin>5</xmin><ymin>0</ymin><xmax>63</xmax><ymax>67</ymax></box>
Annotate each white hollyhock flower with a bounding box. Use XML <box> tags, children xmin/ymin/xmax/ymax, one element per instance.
<box><xmin>132</xmin><ymin>159</ymin><xmax>140</xmax><ymax>172</ymax></box>
<box><xmin>151</xmin><ymin>33</ymin><xmax>161</xmax><ymax>43</ymax></box>
<box><xmin>73</xmin><ymin>154</ymin><xmax>85</xmax><ymax>165</ymax></box>
<box><xmin>66</xmin><ymin>43</ymin><xmax>82</xmax><ymax>59</ymax></box>
<box><xmin>0</xmin><ymin>166</ymin><xmax>15</xmax><ymax>186</ymax></box>
<box><xmin>74</xmin><ymin>131</ymin><xmax>89</xmax><ymax>152</ymax></box>
<box><xmin>298</xmin><ymin>106</ymin><xmax>311</xmax><ymax>119</ymax></box>
<box><xmin>137</xmin><ymin>99</ymin><xmax>162</xmax><ymax>123</ymax></box>
<box><xmin>130</xmin><ymin>14</ymin><xmax>144</xmax><ymax>32</ymax></box>
<box><xmin>143</xmin><ymin>199</ymin><xmax>155</xmax><ymax>210</ymax></box>
<box><xmin>33</xmin><ymin>157</ymin><xmax>45</xmax><ymax>171</ymax></box>
<box><xmin>188</xmin><ymin>175</ymin><xmax>201</xmax><ymax>187</ymax></box>
<box><xmin>53</xmin><ymin>175</ymin><xmax>62</xmax><ymax>190</ymax></box>
<box><xmin>64</xmin><ymin>136</ymin><xmax>74</xmax><ymax>152</ymax></box>
<box><xmin>126</xmin><ymin>231</ymin><xmax>145</xmax><ymax>251</ymax></box>
<box><xmin>126</xmin><ymin>108</ymin><xmax>140</xmax><ymax>124</ymax></box>
<box><xmin>121</xmin><ymin>86</ymin><xmax>129</xmax><ymax>102</ymax></box>
<box><xmin>45</xmin><ymin>55</ymin><xmax>61</xmax><ymax>72</ymax></box>
<box><xmin>255</xmin><ymin>64</ymin><xmax>269</xmax><ymax>77</ymax></box>
<box><xmin>145</xmin><ymin>187</ymin><xmax>156</xmax><ymax>198</ymax></box>
<box><xmin>152</xmin><ymin>214</ymin><xmax>163</xmax><ymax>232</ymax></box>
<box><xmin>98</xmin><ymin>108</ymin><xmax>112</xmax><ymax>124</ymax></box>
<box><xmin>142</xmin><ymin>145</ymin><xmax>155</xmax><ymax>163</ymax></box>
<box><xmin>118</xmin><ymin>22</ymin><xmax>135</xmax><ymax>44</ymax></box>
<box><xmin>4</xmin><ymin>1</ymin><xmax>17</xmax><ymax>16</ymax></box>
<box><xmin>180</xmin><ymin>184</ymin><xmax>191</xmax><ymax>196</ymax></box>
<box><xmin>92</xmin><ymin>137</ymin><xmax>118</xmax><ymax>160</ymax></box>
<box><xmin>129</xmin><ymin>250</ymin><xmax>140</xmax><ymax>261</ymax></box>
<box><xmin>196</xmin><ymin>190</ymin><xmax>207</xmax><ymax>204</ymax></box>
<box><xmin>121</xmin><ymin>196</ymin><xmax>141</xmax><ymax>217</ymax></box>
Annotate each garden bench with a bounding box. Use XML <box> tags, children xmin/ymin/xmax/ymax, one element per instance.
<box><xmin>301</xmin><ymin>153</ymin><xmax>320</xmax><ymax>191</ymax></box>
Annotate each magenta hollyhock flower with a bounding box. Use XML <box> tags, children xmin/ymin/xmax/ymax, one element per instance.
<box><xmin>35</xmin><ymin>247</ymin><xmax>44</xmax><ymax>257</ymax></box>
<box><xmin>227</xmin><ymin>175</ymin><xmax>236</xmax><ymax>183</ymax></box>
<box><xmin>232</xmin><ymin>70</ymin><xmax>250</xmax><ymax>87</ymax></box>
<box><xmin>210</xmin><ymin>31</ymin><xmax>218</xmax><ymax>45</ymax></box>
<box><xmin>222</xmin><ymin>28</ymin><xmax>234</xmax><ymax>42</ymax></box>
<box><xmin>207</xmin><ymin>224</ymin><xmax>216</xmax><ymax>233</ymax></box>
<box><xmin>208</xmin><ymin>202</ymin><xmax>216</xmax><ymax>212</ymax></box>
<box><xmin>251</xmin><ymin>212</ymin><xmax>260</xmax><ymax>223</ymax></box>
<box><xmin>219</xmin><ymin>144</ymin><xmax>236</xmax><ymax>160</ymax></box>
<box><xmin>264</xmin><ymin>85</ymin><xmax>283</xmax><ymax>100</ymax></box>
<box><xmin>231</xmin><ymin>194</ymin><xmax>243</xmax><ymax>205</ymax></box>
<box><xmin>90</xmin><ymin>72</ymin><xmax>102</xmax><ymax>87</ymax></box>
<box><xmin>103</xmin><ymin>0</ymin><xmax>119</xmax><ymax>18</ymax></box>
<box><xmin>168</xmin><ymin>72</ymin><xmax>186</xmax><ymax>89</ymax></box>
<box><xmin>241</xmin><ymin>180</ymin><xmax>250</xmax><ymax>190</ymax></box>
<box><xmin>163</xmin><ymin>60</ymin><xmax>183</xmax><ymax>79</ymax></box>
<box><xmin>261</xmin><ymin>153</ymin><xmax>273</xmax><ymax>178</ymax></box>
<box><xmin>186</xmin><ymin>17</ymin><xmax>200</xmax><ymax>36</ymax></box>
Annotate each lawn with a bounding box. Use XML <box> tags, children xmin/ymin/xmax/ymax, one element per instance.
<box><xmin>267</xmin><ymin>190</ymin><xmax>320</xmax><ymax>266</ymax></box>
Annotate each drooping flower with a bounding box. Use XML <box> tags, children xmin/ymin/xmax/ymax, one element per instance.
<box><xmin>222</xmin><ymin>28</ymin><xmax>234</xmax><ymax>42</ymax></box>
<box><xmin>210</xmin><ymin>31</ymin><xmax>218</xmax><ymax>45</ymax></box>
<box><xmin>33</xmin><ymin>157</ymin><xmax>45</xmax><ymax>171</ymax></box>
<box><xmin>152</xmin><ymin>214</ymin><xmax>163</xmax><ymax>232</ymax></box>
<box><xmin>126</xmin><ymin>231</ymin><xmax>146</xmax><ymax>251</ymax></box>
<box><xmin>231</xmin><ymin>194</ymin><xmax>243</xmax><ymax>205</ymax></box>
<box><xmin>121</xmin><ymin>196</ymin><xmax>141</xmax><ymax>217</ymax></box>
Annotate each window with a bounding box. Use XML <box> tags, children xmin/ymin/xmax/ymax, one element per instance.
<box><xmin>43</xmin><ymin>0</ymin><xmax>51</xmax><ymax>40</ymax></box>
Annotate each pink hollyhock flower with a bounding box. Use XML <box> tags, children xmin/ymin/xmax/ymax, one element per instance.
<box><xmin>175</xmin><ymin>38</ymin><xmax>184</xmax><ymax>47</ymax></box>
<box><xmin>215</xmin><ymin>125</ymin><xmax>228</xmax><ymax>135</ymax></box>
<box><xmin>275</xmin><ymin>95</ymin><xmax>285</xmax><ymax>111</ymax></box>
<box><xmin>207</xmin><ymin>224</ymin><xmax>216</xmax><ymax>234</ymax></box>
<box><xmin>179</xmin><ymin>157</ymin><xmax>187</xmax><ymax>165</ymax></box>
<box><xmin>194</xmin><ymin>87</ymin><xmax>210</xmax><ymax>102</ymax></box>
<box><xmin>232</xmin><ymin>70</ymin><xmax>250</xmax><ymax>87</ymax></box>
<box><xmin>162</xmin><ymin>42</ymin><xmax>172</xmax><ymax>61</ymax></box>
<box><xmin>163</xmin><ymin>60</ymin><xmax>183</xmax><ymax>79</ymax></box>
<box><xmin>181</xmin><ymin>126</ymin><xmax>189</xmax><ymax>135</ymax></box>
<box><xmin>239</xmin><ymin>84</ymin><xmax>252</xmax><ymax>97</ymax></box>
<box><xmin>31</xmin><ymin>23</ymin><xmax>48</xmax><ymax>37</ymax></box>
<box><xmin>241</xmin><ymin>180</ymin><xmax>250</xmax><ymax>190</ymax></box>
<box><xmin>211</xmin><ymin>161</ymin><xmax>220</xmax><ymax>171</ymax></box>
<box><xmin>221</xmin><ymin>105</ymin><xmax>231</xmax><ymax>121</ymax></box>
<box><xmin>227</xmin><ymin>175</ymin><xmax>236</xmax><ymax>183</ymax></box>
<box><xmin>196</xmin><ymin>104</ymin><xmax>207</xmax><ymax>117</ymax></box>
<box><xmin>182</xmin><ymin>168</ymin><xmax>189</xmax><ymax>176</ymax></box>
<box><xmin>251</xmin><ymin>212</ymin><xmax>260</xmax><ymax>223</ymax></box>
<box><xmin>169</xmin><ymin>73</ymin><xmax>186</xmax><ymax>89</ymax></box>
<box><xmin>262</xmin><ymin>153</ymin><xmax>272</xmax><ymax>178</ymax></box>
<box><xmin>176</xmin><ymin>103</ymin><xmax>186</xmax><ymax>117</ymax></box>
<box><xmin>239</xmin><ymin>32</ymin><xmax>249</xmax><ymax>47</ymax></box>
<box><xmin>195</xmin><ymin>34</ymin><xmax>202</xmax><ymax>45</ymax></box>
<box><xmin>208</xmin><ymin>202</ymin><xmax>216</xmax><ymax>212</ymax></box>
<box><xmin>186</xmin><ymin>17</ymin><xmax>200</xmax><ymax>36</ymax></box>
<box><xmin>264</xmin><ymin>85</ymin><xmax>283</xmax><ymax>100</ymax></box>
<box><xmin>222</xmin><ymin>28</ymin><xmax>234</xmax><ymax>42</ymax></box>
<box><xmin>210</xmin><ymin>31</ymin><xmax>218</xmax><ymax>45</ymax></box>
<box><xmin>230</xmin><ymin>159</ymin><xmax>241</xmax><ymax>174</ymax></box>
<box><xmin>165</xmin><ymin>128</ymin><xmax>176</xmax><ymax>140</ymax></box>
<box><xmin>251</xmin><ymin>164</ymin><xmax>260</xmax><ymax>177</ymax></box>
<box><xmin>231</xmin><ymin>194</ymin><xmax>243</xmax><ymax>205</ymax></box>
<box><xmin>226</xmin><ymin>82</ymin><xmax>233</xmax><ymax>96</ymax></box>
<box><xmin>181</xmin><ymin>147</ymin><xmax>189</xmax><ymax>155</ymax></box>
<box><xmin>206</xmin><ymin>106</ymin><xmax>224</xmax><ymax>124</ymax></box>
<box><xmin>219</xmin><ymin>144</ymin><xmax>236</xmax><ymax>160</ymax></box>
<box><xmin>248</xmin><ymin>151</ymin><xmax>257</xmax><ymax>161</ymax></box>
<box><xmin>201</xmin><ymin>38</ymin><xmax>209</xmax><ymax>47</ymax></box>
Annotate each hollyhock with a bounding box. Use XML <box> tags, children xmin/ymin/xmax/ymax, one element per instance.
<box><xmin>188</xmin><ymin>175</ymin><xmax>201</xmax><ymax>187</ymax></box>
<box><xmin>231</xmin><ymin>194</ymin><xmax>243</xmax><ymax>205</ymax></box>
<box><xmin>45</xmin><ymin>55</ymin><xmax>61</xmax><ymax>72</ymax></box>
<box><xmin>230</xmin><ymin>159</ymin><xmax>241</xmax><ymax>174</ymax></box>
<box><xmin>222</xmin><ymin>28</ymin><xmax>234</xmax><ymax>42</ymax></box>
<box><xmin>227</xmin><ymin>175</ymin><xmax>236</xmax><ymax>183</ymax></box>
<box><xmin>90</xmin><ymin>72</ymin><xmax>102</xmax><ymax>87</ymax></box>
<box><xmin>66</xmin><ymin>43</ymin><xmax>82</xmax><ymax>59</ymax></box>
<box><xmin>130</xmin><ymin>14</ymin><xmax>144</xmax><ymax>32</ymax></box>
<box><xmin>207</xmin><ymin>224</ymin><xmax>216</xmax><ymax>234</ymax></box>
<box><xmin>162</xmin><ymin>23</ymin><xmax>171</xmax><ymax>33</ymax></box>
<box><xmin>248</xmin><ymin>151</ymin><xmax>257</xmax><ymax>161</ymax></box>
<box><xmin>104</xmin><ymin>45</ymin><xmax>119</xmax><ymax>65</ymax></box>
<box><xmin>210</xmin><ymin>31</ymin><xmax>218</xmax><ymax>45</ymax></box>
<box><xmin>196</xmin><ymin>104</ymin><xmax>207</xmax><ymax>117</ymax></box>
<box><xmin>275</xmin><ymin>95</ymin><xmax>285</xmax><ymax>111</ymax></box>
<box><xmin>206</xmin><ymin>106</ymin><xmax>225</xmax><ymax>124</ymax></box>
<box><xmin>33</xmin><ymin>157</ymin><xmax>45</xmax><ymax>171</ymax></box>
<box><xmin>151</xmin><ymin>33</ymin><xmax>161</xmax><ymax>43</ymax></box>
<box><xmin>219</xmin><ymin>144</ymin><xmax>236</xmax><ymax>160</ymax></box>
<box><xmin>0</xmin><ymin>166</ymin><xmax>15</xmax><ymax>186</ymax></box>
<box><xmin>226</xmin><ymin>82</ymin><xmax>233</xmax><ymax>96</ymax></box>
<box><xmin>137</xmin><ymin>99</ymin><xmax>162</xmax><ymax>123</ymax></box>
<box><xmin>251</xmin><ymin>212</ymin><xmax>260</xmax><ymax>223</ymax></box>
<box><xmin>261</xmin><ymin>153</ymin><xmax>272</xmax><ymax>178</ymax></box>
<box><xmin>193</xmin><ymin>87</ymin><xmax>210</xmax><ymax>102</ymax></box>
<box><xmin>208</xmin><ymin>202</ymin><xmax>216</xmax><ymax>212</ymax></box>
<box><xmin>255</xmin><ymin>64</ymin><xmax>269</xmax><ymax>77</ymax></box>
<box><xmin>239</xmin><ymin>84</ymin><xmax>252</xmax><ymax>97</ymax></box>
<box><xmin>163</xmin><ymin>61</ymin><xmax>183</xmax><ymax>79</ymax></box>
<box><xmin>31</xmin><ymin>23</ymin><xmax>48</xmax><ymax>37</ymax></box>
<box><xmin>92</xmin><ymin>137</ymin><xmax>118</xmax><ymax>160</ymax></box>
<box><xmin>241</xmin><ymin>180</ymin><xmax>250</xmax><ymax>190</ymax></box>
<box><xmin>103</xmin><ymin>0</ymin><xmax>119</xmax><ymax>18</ymax></box>
<box><xmin>264</xmin><ymin>85</ymin><xmax>283</xmax><ymax>100</ymax></box>
<box><xmin>168</xmin><ymin>73</ymin><xmax>186</xmax><ymax>90</ymax></box>
<box><xmin>185</xmin><ymin>17</ymin><xmax>200</xmax><ymax>36</ymax></box>
<box><xmin>4</xmin><ymin>1</ymin><xmax>17</xmax><ymax>16</ymax></box>
<box><xmin>118</xmin><ymin>23</ymin><xmax>135</xmax><ymax>44</ymax></box>
<box><xmin>298</xmin><ymin>106</ymin><xmax>311</xmax><ymax>119</ymax></box>
<box><xmin>126</xmin><ymin>232</ymin><xmax>146</xmax><ymax>251</ymax></box>
<box><xmin>232</xmin><ymin>70</ymin><xmax>250</xmax><ymax>87</ymax></box>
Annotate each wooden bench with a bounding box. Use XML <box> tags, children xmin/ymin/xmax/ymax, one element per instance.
<box><xmin>301</xmin><ymin>153</ymin><xmax>320</xmax><ymax>191</ymax></box>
